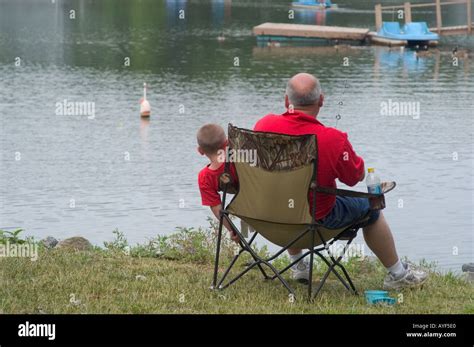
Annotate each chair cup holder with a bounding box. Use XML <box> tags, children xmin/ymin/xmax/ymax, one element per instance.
<box><xmin>369</xmin><ymin>194</ymin><xmax>386</xmax><ymax>210</ymax></box>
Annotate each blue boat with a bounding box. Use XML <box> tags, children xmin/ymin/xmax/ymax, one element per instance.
<box><xmin>376</xmin><ymin>22</ymin><xmax>439</xmax><ymax>45</ymax></box>
<box><xmin>291</xmin><ymin>0</ymin><xmax>336</xmax><ymax>10</ymax></box>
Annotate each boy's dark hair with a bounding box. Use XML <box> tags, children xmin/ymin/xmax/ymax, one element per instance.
<box><xmin>197</xmin><ymin>123</ymin><xmax>226</xmax><ymax>155</ymax></box>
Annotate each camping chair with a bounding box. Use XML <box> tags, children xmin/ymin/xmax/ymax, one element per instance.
<box><xmin>211</xmin><ymin>124</ymin><xmax>396</xmax><ymax>300</ymax></box>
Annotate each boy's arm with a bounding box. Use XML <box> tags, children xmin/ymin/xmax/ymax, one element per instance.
<box><xmin>210</xmin><ymin>204</ymin><xmax>239</xmax><ymax>243</ymax></box>
<box><xmin>198</xmin><ymin>172</ymin><xmax>239</xmax><ymax>243</ymax></box>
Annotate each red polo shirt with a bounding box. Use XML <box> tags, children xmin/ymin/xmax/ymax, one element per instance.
<box><xmin>254</xmin><ymin>110</ymin><xmax>364</xmax><ymax>220</ymax></box>
<box><xmin>198</xmin><ymin>163</ymin><xmax>238</xmax><ymax>207</ymax></box>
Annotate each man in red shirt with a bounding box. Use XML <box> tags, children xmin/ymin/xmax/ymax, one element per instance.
<box><xmin>254</xmin><ymin>73</ymin><xmax>427</xmax><ymax>290</ymax></box>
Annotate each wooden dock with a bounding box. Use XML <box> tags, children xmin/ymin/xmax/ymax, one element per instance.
<box><xmin>253</xmin><ymin>1</ymin><xmax>472</xmax><ymax>48</ymax></box>
<box><xmin>428</xmin><ymin>25</ymin><xmax>474</xmax><ymax>36</ymax></box>
<box><xmin>253</xmin><ymin>23</ymin><xmax>370</xmax><ymax>42</ymax></box>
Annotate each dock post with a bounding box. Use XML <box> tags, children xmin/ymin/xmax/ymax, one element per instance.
<box><xmin>467</xmin><ymin>0</ymin><xmax>472</xmax><ymax>34</ymax></box>
<box><xmin>375</xmin><ymin>4</ymin><xmax>382</xmax><ymax>32</ymax></box>
<box><xmin>404</xmin><ymin>2</ymin><xmax>412</xmax><ymax>24</ymax></box>
<box><xmin>435</xmin><ymin>0</ymin><xmax>442</xmax><ymax>34</ymax></box>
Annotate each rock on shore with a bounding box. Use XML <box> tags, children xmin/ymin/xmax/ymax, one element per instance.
<box><xmin>40</xmin><ymin>236</ymin><xmax>58</xmax><ymax>249</ymax></box>
<box><xmin>56</xmin><ymin>237</ymin><xmax>93</xmax><ymax>251</ymax></box>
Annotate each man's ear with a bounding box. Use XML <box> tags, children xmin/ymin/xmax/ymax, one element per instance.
<box><xmin>285</xmin><ymin>95</ymin><xmax>290</xmax><ymax>109</ymax></box>
<box><xmin>197</xmin><ymin>146</ymin><xmax>204</xmax><ymax>155</ymax></box>
<box><xmin>319</xmin><ymin>94</ymin><xmax>324</xmax><ymax>107</ymax></box>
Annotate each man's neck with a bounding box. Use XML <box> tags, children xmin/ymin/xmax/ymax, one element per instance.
<box><xmin>293</xmin><ymin>107</ymin><xmax>318</xmax><ymax>118</ymax></box>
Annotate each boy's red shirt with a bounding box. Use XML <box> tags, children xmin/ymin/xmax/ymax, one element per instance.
<box><xmin>198</xmin><ymin>162</ymin><xmax>238</xmax><ymax>206</ymax></box>
<box><xmin>254</xmin><ymin>110</ymin><xmax>365</xmax><ymax>220</ymax></box>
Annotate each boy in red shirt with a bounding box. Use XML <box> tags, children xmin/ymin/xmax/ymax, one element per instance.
<box><xmin>197</xmin><ymin>124</ymin><xmax>239</xmax><ymax>242</ymax></box>
<box><xmin>197</xmin><ymin>123</ymin><xmax>307</xmax><ymax>282</ymax></box>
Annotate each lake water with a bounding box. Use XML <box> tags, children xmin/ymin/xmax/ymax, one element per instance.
<box><xmin>0</xmin><ymin>0</ymin><xmax>473</xmax><ymax>271</ymax></box>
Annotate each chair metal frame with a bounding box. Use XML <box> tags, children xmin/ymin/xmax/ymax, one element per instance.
<box><xmin>211</xmin><ymin>149</ymin><xmax>372</xmax><ymax>301</ymax></box>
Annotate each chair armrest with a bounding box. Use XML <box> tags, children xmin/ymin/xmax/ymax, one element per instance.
<box><xmin>313</xmin><ymin>181</ymin><xmax>396</xmax><ymax>198</ymax></box>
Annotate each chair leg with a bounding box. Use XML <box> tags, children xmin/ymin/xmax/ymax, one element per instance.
<box><xmin>316</xmin><ymin>253</ymin><xmax>352</xmax><ymax>290</ymax></box>
<box><xmin>240</xmin><ymin>242</ymin><xmax>270</xmax><ymax>280</ymax></box>
<box><xmin>220</xmin><ymin>253</ymin><xmax>296</xmax><ymax>297</ymax></box>
<box><xmin>262</xmin><ymin>260</ymin><xmax>296</xmax><ymax>297</ymax></box>
<box><xmin>328</xmin><ymin>237</ymin><xmax>358</xmax><ymax>294</ymax></box>
<box><xmin>225</xmin><ymin>216</ymin><xmax>270</xmax><ymax>279</ymax></box>
<box><xmin>312</xmin><ymin>264</ymin><xmax>332</xmax><ymax>299</ymax></box>
<box><xmin>212</xmin><ymin>215</ymin><xmax>276</xmax><ymax>293</ymax></box>
<box><xmin>217</xmin><ymin>250</ymin><xmax>242</xmax><ymax>289</ymax></box>
<box><xmin>308</xmin><ymin>229</ymin><xmax>315</xmax><ymax>301</ymax></box>
<box><xmin>336</xmin><ymin>262</ymin><xmax>358</xmax><ymax>295</ymax></box>
<box><xmin>217</xmin><ymin>238</ymin><xmax>270</xmax><ymax>288</ymax></box>
<box><xmin>216</xmin><ymin>217</ymin><xmax>335</xmax><ymax>299</ymax></box>
<box><xmin>220</xmin><ymin>260</ymin><xmax>260</xmax><ymax>289</ymax></box>
<box><xmin>211</xmin><ymin>215</ymin><xmax>224</xmax><ymax>289</ymax></box>
<box><xmin>269</xmin><ymin>250</ymin><xmax>311</xmax><ymax>280</ymax></box>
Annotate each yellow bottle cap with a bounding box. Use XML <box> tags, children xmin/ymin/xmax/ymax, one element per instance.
<box><xmin>368</xmin><ymin>168</ymin><xmax>374</xmax><ymax>173</ymax></box>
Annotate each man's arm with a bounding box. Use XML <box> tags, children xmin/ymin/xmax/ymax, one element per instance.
<box><xmin>359</xmin><ymin>163</ymin><xmax>365</xmax><ymax>182</ymax></box>
<box><xmin>335</xmin><ymin>134</ymin><xmax>365</xmax><ymax>187</ymax></box>
<box><xmin>210</xmin><ymin>204</ymin><xmax>239</xmax><ymax>243</ymax></box>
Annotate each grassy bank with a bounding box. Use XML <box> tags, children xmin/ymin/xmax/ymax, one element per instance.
<box><xmin>0</xmin><ymin>223</ymin><xmax>472</xmax><ymax>314</ymax></box>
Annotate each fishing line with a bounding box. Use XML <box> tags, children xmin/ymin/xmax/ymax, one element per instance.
<box><xmin>334</xmin><ymin>79</ymin><xmax>348</xmax><ymax>128</ymax></box>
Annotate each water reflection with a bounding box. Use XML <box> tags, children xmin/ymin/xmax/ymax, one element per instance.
<box><xmin>252</xmin><ymin>44</ymin><xmax>360</xmax><ymax>58</ymax></box>
<box><xmin>253</xmin><ymin>44</ymin><xmax>471</xmax><ymax>83</ymax></box>
<box><xmin>372</xmin><ymin>46</ymin><xmax>471</xmax><ymax>80</ymax></box>
<box><xmin>294</xmin><ymin>7</ymin><xmax>328</xmax><ymax>25</ymax></box>
<box><xmin>211</xmin><ymin>0</ymin><xmax>232</xmax><ymax>28</ymax></box>
<box><xmin>377</xmin><ymin>48</ymin><xmax>427</xmax><ymax>71</ymax></box>
<box><xmin>166</xmin><ymin>0</ymin><xmax>188</xmax><ymax>27</ymax></box>
<box><xmin>140</xmin><ymin>117</ymin><xmax>150</xmax><ymax>158</ymax></box>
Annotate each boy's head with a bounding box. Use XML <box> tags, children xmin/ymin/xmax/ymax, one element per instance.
<box><xmin>196</xmin><ymin>123</ymin><xmax>227</xmax><ymax>156</ymax></box>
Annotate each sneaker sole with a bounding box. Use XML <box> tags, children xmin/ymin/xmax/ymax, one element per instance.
<box><xmin>383</xmin><ymin>278</ymin><xmax>427</xmax><ymax>291</ymax></box>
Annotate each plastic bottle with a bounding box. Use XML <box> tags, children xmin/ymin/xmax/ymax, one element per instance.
<box><xmin>366</xmin><ymin>168</ymin><xmax>382</xmax><ymax>195</ymax></box>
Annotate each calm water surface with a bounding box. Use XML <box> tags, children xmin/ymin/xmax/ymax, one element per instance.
<box><xmin>1</xmin><ymin>0</ymin><xmax>473</xmax><ymax>271</ymax></box>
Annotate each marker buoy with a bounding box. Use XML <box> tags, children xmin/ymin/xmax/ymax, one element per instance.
<box><xmin>140</xmin><ymin>82</ymin><xmax>151</xmax><ymax>118</ymax></box>
<box><xmin>217</xmin><ymin>32</ymin><xmax>225</xmax><ymax>42</ymax></box>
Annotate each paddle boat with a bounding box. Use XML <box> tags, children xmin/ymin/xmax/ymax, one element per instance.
<box><xmin>374</xmin><ymin>21</ymin><xmax>439</xmax><ymax>46</ymax></box>
<box><xmin>291</xmin><ymin>0</ymin><xmax>337</xmax><ymax>10</ymax></box>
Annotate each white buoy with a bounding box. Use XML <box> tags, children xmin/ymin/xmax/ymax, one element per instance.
<box><xmin>217</xmin><ymin>32</ymin><xmax>225</xmax><ymax>42</ymax></box>
<box><xmin>140</xmin><ymin>82</ymin><xmax>151</xmax><ymax>118</ymax></box>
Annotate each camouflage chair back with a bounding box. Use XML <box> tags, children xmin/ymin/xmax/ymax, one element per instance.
<box><xmin>212</xmin><ymin>124</ymin><xmax>396</xmax><ymax>300</ymax></box>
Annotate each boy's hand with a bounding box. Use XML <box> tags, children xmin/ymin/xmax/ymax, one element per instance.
<box><xmin>209</xmin><ymin>205</ymin><xmax>240</xmax><ymax>243</ymax></box>
<box><xmin>229</xmin><ymin>230</ymin><xmax>240</xmax><ymax>243</ymax></box>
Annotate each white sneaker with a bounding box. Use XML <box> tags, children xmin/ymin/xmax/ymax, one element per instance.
<box><xmin>290</xmin><ymin>259</ymin><xmax>310</xmax><ymax>284</ymax></box>
<box><xmin>383</xmin><ymin>262</ymin><xmax>428</xmax><ymax>290</ymax></box>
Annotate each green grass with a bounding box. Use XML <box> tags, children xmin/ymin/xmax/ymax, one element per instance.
<box><xmin>0</xmin><ymin>224</ymin><xmax>472</xmax><ymax>314</ymax></box>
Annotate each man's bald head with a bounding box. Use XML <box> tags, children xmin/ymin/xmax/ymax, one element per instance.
<box><xmin>285</xmin><ymin>73</ymin><xmax>322</xmax><ymax>108</ymax></box>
